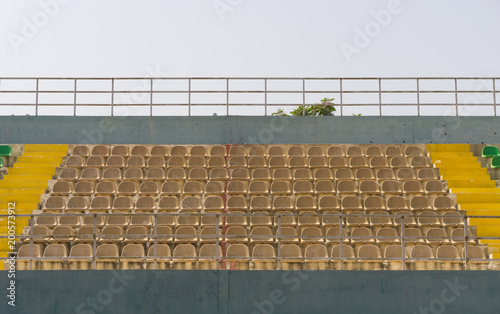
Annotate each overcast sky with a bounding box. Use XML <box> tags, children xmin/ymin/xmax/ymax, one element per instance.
<box><xmin>0</xmin><ymin>0</ymin><xmax>499</xmax><ymax>115</ymax></box>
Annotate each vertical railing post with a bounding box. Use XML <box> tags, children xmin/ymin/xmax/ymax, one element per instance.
<box><xmin>111</xmin><ymin>78</ymin><xmax>115</xmax><ymax>116</ymax></box>
<box><xmin>92</xmin><ymin>214</ymin><xmax>97</xmax><ymax>270</ymax></box>
<box><xmin>29</xmin><ymin>214</ymin><xmax>34</xmax><ymax>270</ymax></box>
<box><xmin>150</xmin><ymin>78</ymin><xmax>154</xmax><ymax>117</ymax></box>
<box><xmin>188</xmin><ymin>78</ymin><xmax>191</xmax><ymax>116</ymax></box>
<box><xmin>455</xmin><ymin>78</ymin><xmax>459</xmax><ymax>116</ymax></box>
<box><xmin>277</xmin><ymin>215</ymin><xmax>281</xmax><ymax>270</ymax></box>
<box><xmin>378</xmin><ymin>78</ymin><xmax>382</xmax><ymax>116</ymax></box>
<box><xmin>339</xmin><ymin>214</ymin><xmax>343</xmax><ymax>270</ymax></box>
<box><xmin>464</xmin><ymin>214</ymin><xmax>469</xmax><ymax>270</ymax></box>
<box><xmin>226</xmin><ymin>78</ymin><xmax>229</xmax><ymax>116</ymax></box>
<box><xmin>73</xmin><ymin>78</ymin><xmax>77</xmax><ymax>116</ymax></box>
<box><xmin>401</xmin><ymin>216</ymin><xmax>406</xmax><ymax>270</ymax></box>
<box><xmin>264</xmin><ymin>79</ymin><xmax>268</xmax><ymax>116</ymax></box>
<box><xmin>35</xmin><ymin>78</ymin><xmax>39</xmax><ymax>116</ymax></box>
<box><xmin>216</xmin><ymin>215</ymin><xmax>220</xmax><ymax>270</ymax></box>
<box><xmin>339</xmin><ymin>78</ymin><xmax>343</xmax><ymax>116</ymax></box>
<box><xmin>302</xmin><ymin>78</ymin><xmax>306</xmax><ymax>116</ymax></box>
<box><xmin>154</xmin><ymin>213</ymin><xmax>158</xmax><ymax>270</ymax></box>
<box><xmin>493</xmin><ymin>78</ymin><xmax>497</xmax><ymax>116</ymax></box>
<box><xmin>416</xmin><ymin>78</ymin><xmax>420</xmax><ymax>116</ymax></box>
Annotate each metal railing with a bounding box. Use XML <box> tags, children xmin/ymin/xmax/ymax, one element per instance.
<box><xmin>1</xmin><ymin>212</ymin><xmax>499</xmax><ymax>271</ymax></box>
<box><xmin>0</xmin><ymin>77</ymin><xmax>498</xmax><ymax>116</ymax></box>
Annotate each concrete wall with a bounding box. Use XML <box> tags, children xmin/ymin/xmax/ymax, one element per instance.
<box><xmin>0</xmin><ymin>116</ymin><xmax>498</xmax><ymax>144</ymax></box>
<box><xmin>0</xmin><ymin>270</ymin><xmax>499</xmax><ymax>313</ymax></box>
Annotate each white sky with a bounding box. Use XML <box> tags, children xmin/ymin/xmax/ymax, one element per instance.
<box><xmin>0</xmin><ymin>0</ymin><xmax>499</xmax><ymax>116</ymax></box>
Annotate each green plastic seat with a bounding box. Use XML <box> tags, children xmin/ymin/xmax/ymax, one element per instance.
<box><xmin>0</xmin><ymin>145</ymin><xmax>12</xmax><ymax>157</ymax></box>
<box><xmin>491</xmin><ymin>156</ymin><xmax>500</xmax><ymax>168</ymax></box>
<box><xmin>0</xmin><ymin>157</ymin><xmax>3</xmax><ymax>167</ymax></box>
<box><xmin>482</xmin><ymin>146</ymin><xmax>500</xmax><ymax>158</ymax></box>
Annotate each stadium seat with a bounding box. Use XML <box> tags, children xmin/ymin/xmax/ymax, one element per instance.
<box><xmin>252</xmin><ymin>244</ymin><xmax>276</xmax><ymax>270</ymax></box>
<box><xmin>0</xmin><ymin>145</ymin><xmax>12</xmax><ymax>157</ymax></box>
<box><xmin>482</xmin><ymin>146</ymin><xmax>500</xmax><ymax>157</ymax></box>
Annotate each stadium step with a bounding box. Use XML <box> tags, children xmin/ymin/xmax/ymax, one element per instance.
<box><xmin>0</xmin><ymin>144</ymin><xmax>68</xmax><ymax>269</ymax></box>
<box><xmin>428</xmin><ymin>143</ymin><xmax>500</xmax><ymax>257</ymax></box>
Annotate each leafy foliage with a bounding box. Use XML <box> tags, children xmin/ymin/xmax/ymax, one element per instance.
<box><xmin>271</xmin><ymin>97</ymin><xmax>336</xmax><ymax>116</ymax></box>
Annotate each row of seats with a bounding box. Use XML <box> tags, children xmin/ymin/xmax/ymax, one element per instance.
<box><xmin>64</xmin><ymin>155</ymin><xmax>433</xmax><ymax>169</ymax></box>
<box><xmin>27</xmin><ymin>225</ymin><xmax>475</xmax><ymax>246</ymax></box>
<box><xmin>43</xmin><ymin>194</ymin><xmax>455</xmax><ymax>213</ymax></box>
<box><xmin>70</xmin><ymin>145</ymin><xmax>427</xmax><ymax>158</ymax></box>
<box><xmin>16</xmin><ymin>243</ymin><xmax>488</xmax><ymax>271</ymax></box>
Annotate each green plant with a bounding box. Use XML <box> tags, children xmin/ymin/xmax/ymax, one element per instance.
<box><xmin>271</xmin><ymin>97</ymin><xmax>336</xmax><ymax>116</ymax></box>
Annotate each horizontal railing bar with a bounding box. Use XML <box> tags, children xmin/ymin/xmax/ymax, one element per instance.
<box><xmin>0</xmin><ymin>77</ymin><xmax>499</xmax><ymax>80</ymax></box>
<box><xmin>0</xmin><ymin>103</ymin><xmax>497</xmax><ymax>107</ymax></box>
<box><xmin>0</xmin><ymin>90</ymin><xmax>497</xmax><ymax>94</ymax></box>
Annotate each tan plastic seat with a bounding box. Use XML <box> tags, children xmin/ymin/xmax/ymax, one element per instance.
<box><xmin>158</xmin><ymin>196</ymin><xmax>179</xmax><ymax>212</ymax></box>
<box><xmin>294</xmin><ymin>168</ymin><xmax>313</xmax><ymax>180</ymax></box>
<box><xmin>366</xmin><ymin>146</ymin><xmax>383</xmax><ymax>157</ymax></box>
<box><xmin>279</xmin><ymin>227</ymin><xmax>299</xmax><ymax>244</ymax></box>
<box><xmin>198</xmin><ymin>244</ymin><xmax>222</xmax><ymax>270</ymax></box>
<box><xmin>364</xmin><ymin>196</ymin><xmax>386</xmax><ymax>212</ymax></box>
<box><xmin>293</xmin><ymin>181</ymin><xmax>313</xmax><ymax>195</ymax></box>
<box><xmin>204</xmin><ymin>196</ymin><xmax>225</xmax><ymax>212</ymax></box>
<box><xmin>314</xmin><ymin>168</ymin><xmax>333</xmax><ymax>180</ymax></box>
<box><xmin>170</xmin><ymin>146</ymin><xmax>187</xmax><ymax>157</ymax></box>
<box><xmin>385</xmin><ymin>146</ymin><xmax>402</xmax><ymax>157</ymax></box>
<box><xmin>229</xmin><ymin>146</ymin><xmax>246</xmax><ymax>156</ymax></box>
<box><xmin>325</xmin><ymin>227</ymin><xmax>349</xmax><ymax>244</ymax></box>
<box><xmin>359</xmin><ymin>180</ymin><xmax>380</xmax><ymax>195</ymax></box>
<box><xmin>335</xmin><ymin>168</ymin><xmax>354</xmax><ymax>180</ymax></box>
<box><xmin>199</xmin><ymin>227</ymin><xmax>221</xmax><ymax>244</ymax></box>
<box><xmin>262</xmin><ymin>154</ymin><xmax>285</xmax><ymax>167</ymax></box>
<box><xmin>150</xmin><ymin>146</ymin><xmax>167</xmax><ymax>156</ymax></box>
<box><xmin>249</xmin><ymin>146</ymin><xmax>265</xmax><ymax>156</ymax></box>
<box><xmin>42</xmin><ymin>244</ymin><xmax>68</xmax><ymax>270</ymax></box>
<box><xmin>72</xmin><ymin>145</ymin><xmax>90</xmax><ymax>157</ymax></box>
<box><xmin>381</xmin><ymin>180</ymin><xmax>402</xmax><ymax>195</ymax></box>
<box><xmin>376</xmin><ymin>168</ymin><xmax>395</xmax><ymax>180</ymax></box>
<box><xmin>95</xmin><ymin>181</ymin><xmax>116</xmax><ymax>196</ymax></box>
<box><xmin>125</xmin><ymin>226</ymin><xmax>149</xmax><ymax>243</ymax></box>
<box><xmin>270</xmin><ymin>181</ymin><xmax>291</xmax><ymax>195</ymax></box>
<box><xmin>50</xmin><ymin>226</ymin><xmax>75</xmax><ymax>243</ymax></box>
<box><xmin>355</xmin><ymin>168</ymin><xmax>375</xmax><ymax>181</ymax></box>
<box><xmin>273</xmin><ymin>168</ymin><xmax>292</xmax><ymax>181</ymax></box>
<box><xmin>384</xmin><ymin>245</ymin><xmax>408</xmax><ymax>270</ymax></box>
<box><xmin>36</xmin><ymin>215</ymin><xmax>58</xmax><ymax>228</ymax></box>
<box><xmin>409</xmin><ymin>245</ymin><xmax>435</xmax><ymax>270</ymax></box>
<box><xmin>375</xmin><ymin>227</ymin><xmax>400</xmax><ymax>245</ymax></box>
<box><xmin>274</xmin><ymin>211</ymin><xmax>297</xmax><ymax>227</ymax></box>
<box><xmin>82</xmin><ymin>216</ymin><xmax>106</xmax><ymax>228</ymax></box>
<box><xmin>370</xmin><ymin>211</ymin><xmax>393</xmax><ymax>227</ymax></box>
<box><xmin>287</xmin><ymin>146</ymin><xmax>304</xmax><ymax>157</ymax></box>
<box><xmin>101</xmin><ymin>168</ymin><xmax>122</xmax><ymax>181</ymax></box>
<box><xmin>187</xmin><ymin>156</ymin><xmax>206</xmax><ymax>168</ymax></box>
<box><xmin>146</xmin><ymin>156</ymin><xmax>165</xmax><ymax>168</ymax></box>
<box><xmin>370</xmin><ymin>156</ymin><xmax>390</xmax><ymax>169</ymax></box>
<box><xmin>405</xmin><ymin>146</ymin><xmax>423</xmax><ymax>157</ymax></box>
<box><xmin>106</xmin><ymin>156</ymin><xmax>125</xmax><ymax>168</ymax></box>
<box><xmin>86</xmin><ymin>156</ymin><xmax>105</xmax><ymax>168</ymax></box>
<box><xmin>120</xmin><ymin>244</ymin><xmax>146</xmax><ymax>269</ymax></box>
<box><xmin>304</xmin><ymin>244</ymin><xmax>329</xmax><ymax>270</ymax></box>
<box><xmin>391</xmin><ymin>156</ymin><xmax>410</xmax><ymax>168</ymax></box>
<box><xmin>252</xmin><ymin>244</ymin><xmax>276</xmax><ymax>270</ymax></box>
<box><xmin>123</xmin><ymin>168</ymin><xmax>144</xmax><ymax>181</ymax></box>
<box><xmin>315</xmin><ymin>180</ymin><xmax>335</xmax><ymax>195</ymax></box>
<box><xmin>227</xmin><ymin>196</ymin><xmax>248</xmax><ymax>211</ymax></box>
<box><xmin>59</xmin><ymin>216</ymin><xmax>81</xmax><ymax>227</ymax></box>
<box><xmin>146</xmin><ymin>168</ymin><xmax>166</xmax><ymax>181</ymax></box>
<box><xmin>112</xmin><ymin>196</ymin><xmax>134</xmax><ymax>213</ymax></box>
<box><xmin>174</xmin><ymin>226</ymin><xmax>197</xmax><ymax>244</ymax></box>
<box><xmin>80</xmin><ymin>168</ymin><xmax>101</xmax><ymax>181</ymax></box>
<box><xmin>403</xmin><ymin>180</ymin><xmax>424</xmax><ymax>195</ymax></box>
<box><xmin>417</xmin><ymin>168</ymin><xmax>437</xmax><ymax>181</ymax></box>
<box><xmin>131</xmin><ymin>145</ymin><xmax>149</xmax><ymax>156</ymax></box>
<box><xmin>410</xmin><ymin>196</ymin><xmax>432</xmax><ymax>212</ymax></box>
<box><xmin>351</xmin><ymin>227</ymin><xmax>374</xmax><ymax>245</ymax></box>
<box><xmin>289</xmin><ymin>156</ymin><xmax>307</xmax><ymax>168</ymax></box>
<box><xmin>295</xmin><ymin>195</ymin><xmax>316</xmax><ymax>212</ymax></box>
<box><xmin>59</xmin><ymin>168</ymin><xmax>79</xmax><ymax>181</ymax></box>
<box><xmin>183</xmin><ymin>182</ymin><xmax>204</xmax><ymax>195</ymax></box>
<box><xmin>226</xmin><ymin>211</ymin><xmax>248</xmax><ymax>227</ymax></box>
<box><xmin>465</xmin><ymin>246</ymin><xmax>488</xmax><ymax>270</ymax></box>
<box><xmin>321</xmin><ymin>211</ymin><xmax>342</xmax><ymax>227</ymax></box>
<box><xmin>43</xmin><ymin>196</ymin><xmax>66</xmax><ymax>213</ymax></box>
<box><xmin>404</xmin><ymin>228</ymin><xmax>425</xmax><ymax>244</ymax></box>
<box><xmin>166</xmin><ymin>168</ymin><xmax>186</xmax><ymax>181</ymax></box>
<box><xmin>108</xmin><ymin>216</ymin><xmax>131</xmax><ymax>227</ymax></box>
<box><xmin>231</xmin><ymin>168</ymin><xmax>250</xmax><ymax>181</ymax></box>
<box><xmin>252</xmin><ymin>168</ymin><xmax>271</xmax><ymax>180</ymax></box>
<box><xmin>433</xmin><ymin>196</ymin><xmax>455</xmax><ymax>211</ymax></box>
<box><xmin>228</xmin><ymin>156</ymin><xmax>247</xmax><ymax>168</ymax></box>
<box><xmin>397</xmin><ymin>168</ymin><xmax>416</xmax><ymax>181</ymax></box>
<box><xmin>329</xmin><ymin>157</ymin><xmax>348</xmax><ymax>168</ymax></box>
<box><xmin>225</xmin><ymin>226</ymin><xmax>248</xmax><ymax>243</ymax></box>
<box><xmin>327</xmin><ymin>146</ymin><xmax>344</xmax><ymax>157</ymax></box>
<box><xmin>450</xmin><ymin>228</ymin><xmax>476</xmax><ymax>246</ymax></box>
<box><xmin>331</xmin><ymin>244</ymin><xmax>355</xmax><ymax>270</ymax></box>
<box><xmin>346</xmin><ymin>211</ymin><xmax>369</xmax><ymax>227</ymax></box>
<box><xmin>318</xmin><ymin>196</ymin><xmax>340</xmax><ymax>212</ymax></box>
<box><xmin>248</xmin><ymin>196</ymin><xmax>270</xmax><ymax>212</ymax></box>
<box><xmin>249</xmin><ymin>156</ymin><xmax>267</xmax><ymax>168</ymax></box>
<box><xmin>161</xmin><ymin>181</ymin><xmax>182</xmax><ymax>196</ymax></box>
<box><xmin>411</xmin><ymin>156</ymin><xmax>432</xmax><ymax>168</ymax></box>
<box><xmin>442</xmin><ymin>212</ymin><xmax>464</xmax><ymax>228</ymax></box>
<box><xmin>301</xmin><ymin>227</ymin><xmax>324</xmax><ymax>245</ymax></box>
<box><xmin>435</xmin><ymin>245</ymin><xmax>462</xmax><ymax>270</ymax></box>
<box><xmin>309</xmin><ymin>157</ymin><xmax>327</xmax><ymax>169</ymax></box>
<box><xmin>349</xmin><ymin>156</ymin><xmax>368</xmax><ymax>168</ymax></box>
<box><xmin>250</xmin><ymin>227</ymin><xmax>274</xmax><ymax>243</ymax></box>
<box><xmin>68</xmin><ymin>244</ymin><xmax>93</xmax><ymax>270</ymax></box>
<box><xmin>51</xmin><ymin>181</ymin><xmax>73</xmax><ymax>196</ymax></box>
<box><xmin>280</xmin><ymin>244</ymin><xmax>303</xmax><ymax>270</ymax></box>
<box><xmin>146</xmin><ymin>244</ymin><xmax>171</xmax><ymax>269</ymax></box>
<box><xmin>357</xmin><ymin>244</ymin><xmax>382</xmax><ymax>270</ymax></box>
<box><xmin>111</xmin><ymin>145</ymin><xmax>129</xmax><ymax>156</ymax></box>
<box><xmin>226</xmin><ymin>244</ymin><xmax>250</xmax><ymax>270</ymax></box>
<box><xmin>298</xmin><ymin>211</ymin><xmax>320</xmax><ymax>227</ymax></box>
<box><xmin>308</xmin><ymin>146</ymin><xmax>325</xmax><ymax>157</ymax></box>
<box><xmin>188</xmin><ymin>168</ymin><xmax>208</xmax><ymax>181</ymax></box>
<box><xmin>126</xmin><ymin>156</ymin><xmax>145</xmax><ymax>168</ymax></box>
<box><xmin>138</xmin><ymin>181</ymin><xmax>159</xmax><ymax>196</ymax></box>
<box><xmin>268</xmin><ymin>146</ymin><xmax>285</xmax><ymax>157</ymax></box>
<box><xmin>425</xmin><ymin>180</ymin><xmax>447</xmax><ymax>195</ymax></box>
<box><xmin>209</xmin><ymin>168</ymin><xmax>228</xmax><ymax>181</ymax></box>
<box><xmin>250</xmin><ymin>181</ymin><xmax>270</xmax><ymax>195</ymax></box>
<box><xmin>135</xmin><ymin>196</ymin><xmax>156</xmax><ymax>213</ymax></box>
<box><xmin>181</xmin><ymin>196</ymin><xmax>202</xmax><ymax>212</ymax></box>
<box><xmin>172</xmin><ymin>244</ymin><xmax>197</xmax><ymax>270</ymax></box>
<box><xmin>341</xmin><ymin>196</ymin><xmax>363</xmax><ymax>212</ymax></box>
<box><xmin>65</xmin><ymin>155</ymin><xmax>85</xmax><ymax>168</ymax></box>
<box><xmin>337</xmin><ymin>180</ymin><xmax>358</xmax><ymax>194</ymax></box>
<box><xmin>386</xmin><ymin>196</ymin><xmax>409</xmax><ymax>212</ymax></box>
<box><xmin>394</xmin><ymin>211</ymin><xmax>418</xmax><ymax>227</ymax></box>
<box><xmin>425</xmin><ymin>228</ymin><xmax>450</xmax><ymax>246</ymax></box>
<box><xmin>131</xmin><ymin>215</ymin><xmax>153</xmax><ymax>226</ymax></box>
<box><xmin>66</xmin><ymin>196</ymin><xmax>89</xmax><ymax>213</ymax></box>
<box><xmin>167</xmin><ymin>156</ymin><xmax>186</xmax><ymax>168</ymax></box>
<box><xmin>227</xmin><ymin>181</ymin><xmax>247</xmax><ymax>195</ymax></box>
<box><xmin>209</xmin><ymin>146</ymin><xmax>227</xmax><ymax>156</ymax></box>
<box><xmin>150</xmin><ymin>226</ymin><xmax>173</xmax><ymax>243</ymax></box>
<box><xmin>418</xmin><ymin>211</ymin><xmax>441</xmax><ymax>228</ymax></box>
<box><xmin>272</xmin><ymin>196</ymin><xmax>293</xmax><ymax>211</ymax></box>
<box><xmin>100</xmin><ymin>226</ymin><xmax>124</xmax><ymax>243</ymax></box>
